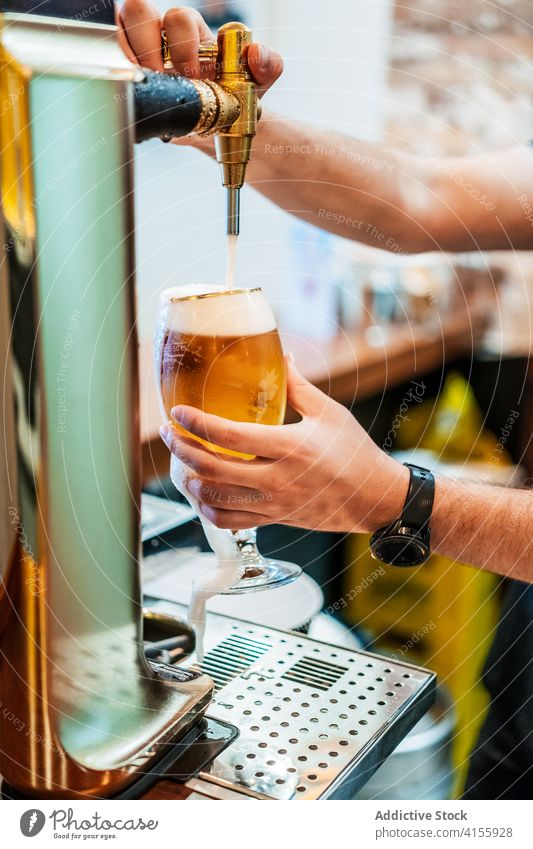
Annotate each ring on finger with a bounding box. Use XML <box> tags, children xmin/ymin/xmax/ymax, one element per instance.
<box><xmin>161</xmin><ymin>29</ymin><xmax>174</xmax><ymax>69</ymax></box>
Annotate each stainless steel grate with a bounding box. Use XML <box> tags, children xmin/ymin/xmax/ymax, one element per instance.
<box><xmin>282</xmin><ymin>655</ymin><xmax>348</xmax><ymax>691</ymax></box>
<box><xmin>186</xmin><ymin>615</ymin><xmax>435</xmax><ymax>800</ymax></box>
<box><xmin>146</xmin><ymin>600</ymin><xmax>435</xmax><ymax>800</ymax></box>
<box><xmin>198</xmin><ymin>633</ymin><xmax>271</xmax><ymax>689</ymax></box>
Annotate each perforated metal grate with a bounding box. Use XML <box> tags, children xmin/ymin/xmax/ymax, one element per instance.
<box><xmin>181</xmin><ymin>615</ymin><xmax>435</xmax><ymax>800</ymax></box>
<box><xmin>282</xmin><ymin>655</ymin><xmax>348</xmax><ymax>691</ymax></box>
<box><xmin>198</xmin><ymin>634</ymin><xmax>271</xmax><ymax>689</ymax></box>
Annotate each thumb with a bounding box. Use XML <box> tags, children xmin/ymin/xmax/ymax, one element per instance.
<box><xmin>286</xmin><ymin>356</ymin><xmax>329</xmax><ymax>419</ymax></box>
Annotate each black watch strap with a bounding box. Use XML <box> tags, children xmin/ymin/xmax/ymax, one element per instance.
<box><xmin>402</xmin><ymin>463</ymin><xmax>435</xmax><ymax>531</ymax></box>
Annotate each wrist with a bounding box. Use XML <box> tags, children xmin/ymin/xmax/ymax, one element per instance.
<box><xmin>363</xmin><ymin>461</ymin><xmax>410</xmax><ymax>534</ymax></box>
<box><xmin>428</xmin><ymin>475</ymin><xmax>456</xmax><ymax>555</ymax></box>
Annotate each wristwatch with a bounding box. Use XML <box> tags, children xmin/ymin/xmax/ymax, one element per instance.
<box><xmin>369</xmin><ymin>463</ymin><xmax>435</xmax><ymax>566</ymax></box>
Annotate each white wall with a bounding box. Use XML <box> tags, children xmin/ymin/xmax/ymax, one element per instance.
<box><xmin>134</xmin><ymin>0</ymin><xmax>393</xmax><ymax>339</ymax></box>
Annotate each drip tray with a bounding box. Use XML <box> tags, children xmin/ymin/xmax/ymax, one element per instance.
<box><xmin>148</xmin><ymin>601</ymin><xmax>436</xmax><ymax>801</ymax></box>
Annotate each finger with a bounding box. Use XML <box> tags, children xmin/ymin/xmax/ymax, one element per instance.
<box><xmin>286</xmin><ymin>359</ymin><xmax>330</xmax><ymax>419</ymax></box>
<box><xmin>198</xmin><ymin>504</ymin><xmax>271</xmax><ymax>530</ymax></box>
<box><xmin>171</xmin><ymin>405</ymin><xmax>293</xmax><ymax>459</ymax></box>
<box><xmin>120</xmin><ymin>0</ymin><xmax>164</xmax><ymax>71</ymax></box>
<box><xmin>160</xmin><ymin>425</ymin><xmax>262</xmax><ymax>485</ymax></box>
<box><xmin>187</xmin><ymin>478</ymin><xmax>274</xmax><ymax>515</ymax></box>
<box><xmin>116</xmin><ymin>10</ymin><xmax>139</xmax><ymax>64</ymax></box>
<box><xmin>247</xmin><ymin>43</ymin><xmax>284</xmax><ymax>93</ymax></box>
<box><xmin>163</xmin><ymin>7</ymin><xmax>213</xmax><ymax>78</ymax></box>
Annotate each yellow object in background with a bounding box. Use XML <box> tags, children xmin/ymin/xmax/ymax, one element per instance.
<box><xmin>344</xmin><ymin>372</ymin><xmax>514</xmax><ymax>796</ymax></box>
<box><xmin>344</xmin><ymin>538</ymin><xmax>502</xmax><ymax>796</ymax></box>
<box><xmin>394</xmin><ymin>371</ymin><xmax>506</xmax><ymax>462</ymax></box>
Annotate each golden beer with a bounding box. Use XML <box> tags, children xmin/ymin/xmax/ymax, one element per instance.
<box><xmin>155</xmin><ymin>287</ymin><xmax>286</xmax><ymax>459</ymax></box>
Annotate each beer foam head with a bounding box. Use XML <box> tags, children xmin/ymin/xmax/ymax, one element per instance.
<box><xmin>160</xmin><ymin>285</ymin><xmax>276</xmax><ymax>337</ymax></box>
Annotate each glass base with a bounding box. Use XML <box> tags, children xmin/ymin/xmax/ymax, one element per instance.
<box><xmin>221</xmin><ymin>557</ymin><xmax>302</xmax><ymax>595</ymax></box>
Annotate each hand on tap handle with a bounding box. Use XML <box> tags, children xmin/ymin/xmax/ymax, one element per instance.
<box><xmin>119</xmin><ymin>2</ymin><xmax>283</xmax><ymax>233</ymax></box>
<box><xmin>118</xmin><ymin>2</ymin><xmax>283</xmax><ymax>95</ymax></box>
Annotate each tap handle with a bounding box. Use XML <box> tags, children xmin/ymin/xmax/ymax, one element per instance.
<box><xmin>198</xmin><ymin>23</ymin><xmax>254</xmax><ymax>81</ymax></box>
<box><xmin>217</xmin><ymin>22</ymin><xmax>253</xmax><ymax>79</ymax></box>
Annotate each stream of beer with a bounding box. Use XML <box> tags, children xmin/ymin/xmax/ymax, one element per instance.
<box><xmin>226</xmin><ymin>234</ymin><xmax>238</xmax><ymax>289</ymax></box>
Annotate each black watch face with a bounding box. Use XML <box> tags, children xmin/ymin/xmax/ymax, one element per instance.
<box><xmin>372</xmin><ymin>534</ymin><xmax>429</xmax><ymax>567</ymax></box>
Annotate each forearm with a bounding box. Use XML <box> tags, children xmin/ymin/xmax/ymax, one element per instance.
<box><xmin>245</xmin><ymin>117</ymin><xmax>533</xmax><ymax>253</ymax></box>
<box><xmin>185</xmin><ymin>114</ymin><xmax>533</xmax><ymax>251</ymax></box>
<box><xmin>246</xmin><ymin>114</ymin><xmax>435</xmax><ymax>252</ymax></box>
<box><xmin>430</xmin><ymin>477</ymin><xmax>533</xmax><ymax>581</ymax></box>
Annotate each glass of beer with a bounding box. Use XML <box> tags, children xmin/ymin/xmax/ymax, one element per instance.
<box><xmin>154</xmin><ymin>285</ymin><xmax>302</xmax><ymax>593</ymax></box>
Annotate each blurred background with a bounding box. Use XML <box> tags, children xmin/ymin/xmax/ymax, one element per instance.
<box><xmin>140</xmin><ymin>0</ymin><xmax>533</xmax><ymax>799</ymax></box>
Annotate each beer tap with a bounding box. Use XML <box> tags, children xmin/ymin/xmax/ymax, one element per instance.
<box><xmin>199</xmin><ymin>22</ymin><xmax>261</xmax><ymax>237</ymax></box>
<box><xmin>135</xmin><ymin>22</ymin><xmax>260</xmax><ymax>237</ymax></box>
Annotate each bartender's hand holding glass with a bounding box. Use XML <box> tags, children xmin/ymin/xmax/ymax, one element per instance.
<box><xmin>156</xmin><ymin>287</ymin><xmax>301</xmax><ymax>592</ymax></box>
<box><xmin>118</xmin><ymin>1</ymin><xmax>283</xmax><ymax>91</ymax></box>
<box><xmin>160</xmin><ymin>361</ymin><xmax>410</xmax><ymax>535</ymax></box>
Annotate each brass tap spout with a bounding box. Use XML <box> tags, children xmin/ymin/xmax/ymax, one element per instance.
<box><xmin>199</xmin><ymin>22</ymin><xmax>261</xmax><ymax>235</ymax></box>
<box><xmin>141</xmin><ymin>21</ymin><xmax>260</xmax><ymax>235</ymax></box>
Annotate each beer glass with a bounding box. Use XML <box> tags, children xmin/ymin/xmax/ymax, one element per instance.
<box><xmin>154</xmin><ymin>286</ymin><xmax>301</xmax><ymax>592</ymax></box>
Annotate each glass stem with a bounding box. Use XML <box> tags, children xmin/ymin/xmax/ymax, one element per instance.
<box><xmin>232</xmin><ymin>528</ymin><xmax>263</xmax><ymax>567</ymax></box>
